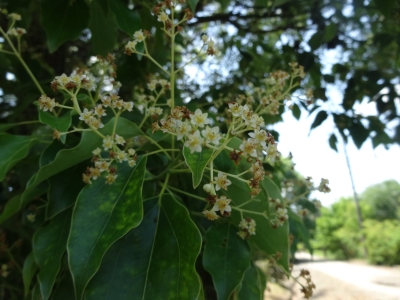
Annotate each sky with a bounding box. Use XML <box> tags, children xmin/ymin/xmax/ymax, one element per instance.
<box><xmin>273</xmin><ymin>98</ymin><xmax>400</xmax><ymax>207</ymax></box>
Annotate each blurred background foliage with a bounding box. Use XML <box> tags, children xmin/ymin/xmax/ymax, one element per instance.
<box><xmin>0</xmin><ymin>0</ymin><xmax>399</xmax><ymax>297</ymax></box>
<box><xmin>0</xmin><ymin>0</ymin><xmax>399</xmax><ymax>146</ymax></box>
<box><xmin>313</xmin><ymin>180</ymin><xmax>400</xmax><ymax>265</ymax></box>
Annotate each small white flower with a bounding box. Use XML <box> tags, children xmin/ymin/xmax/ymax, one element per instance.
<box><xmin>190</xmin><ymin>108</ymin><xmax>210</xmax><ymax>128</ymax></box>
<box><xmin>116</xmin><ymin>151</ymin><xmax>128</xmax><ymax>162</ymax></box>
<box><xmin>214</xmin><ymin>172</ymin><xmax>232</xmax><ymax>191</ymax></box>
<box><xmin>201</xmin><ymin>126</ymin><xmax>222</xmax><ymax>145</ymax></box>
<box><xmin>102</xmin><ymin>136</ymin><xmax>114</xmax><ymax>150</ymax></box>
<box><xmin>203</xmin><ymin>209</ymin><xmax>219</xmax><ymax>220</ymax></box>
<box><xmin>38</xmin><ymin>95</ymin><xmax>56</xmax><ymax>112</ymax></box>
<box><xmin>79</xmin><ymin>108</ymin><xmax>93</xmax><ymax>123</ymax></box>
<box><xmin>212</xmin><ymin>196</ymin><xmax>232</xmax><ymax>214</ymax></box>
<box><xmin>248</xmin><ymin>129</ymin><xmax>267</xmax><ymax>147</ymax></box>
<box><xmin>176</xmin><ymin>120</ymin><xmax>192</xmax><ymax>140</ymax></box>
<box><xmin>133</xmin><ymin>30</ymin><xmax>145</xmax><ymax>42</ymax></box>
<box><xmin>239</xmin><ymin>139</ymin><xmax>257</xmax><ymax>158</ymax></box>
<box><xmin>124</xmin><ymin>101</ymin><xmax>134</xmax><ymax>111</ymax></box>
<box><xmin>158</xmin><ymin>12</ymin><xmax>168</xmax><ymax>22</ymax></box>
<box><xmin>265</xmin><ymin>143</ymin><xmax>278</xmax><ymax>163</ymax></box>
<box><xmin>115</xmin><ymin>134</ymin><xmax>126</xmax><ymax>145</ymax></box>
<box><xmin>92</xmin><ymin>147</ymin><xmax>101</xmax><ymax>156</ymax></box>
<box><xmin>95</xmin><ymin>160</ymin><xmax>110</xmax><ymax>172</ymax></box>
<box><xmin>95</xmin><ymin>104</ymin><xmax>106</xmax><ymax>116</ymax></box>
<box><xmin>201</xmin><ymin>34</ymin><xmax>209</xmax><ymax>43</ymax></box>
<box><xmin>184</xmin><ymin>130</ymin><xmax>204</xmax><ymax>153</ymax></box>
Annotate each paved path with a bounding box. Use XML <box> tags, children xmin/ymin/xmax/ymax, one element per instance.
<box><xmin>265</xmin><ymin>253</ymin><xmax>400</xmax><ymax>300</ymax></box>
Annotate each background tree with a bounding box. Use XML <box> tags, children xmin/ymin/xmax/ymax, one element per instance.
<box><xmin>361</xmin><ymin>180</ymin><xmax>400</xmax><ymax>220</ymax></box>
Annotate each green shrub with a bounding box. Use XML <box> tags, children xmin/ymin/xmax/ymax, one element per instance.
<box><xmin>364</xmin><ymin>219</ymin><xmax>400</xmax><ymax>265</ymax></box>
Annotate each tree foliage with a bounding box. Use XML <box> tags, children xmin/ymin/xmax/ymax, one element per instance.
<box><xmin>0</xmin><ymin>0</ymin><xmax>395</xmax><ymax>298</ymax></box>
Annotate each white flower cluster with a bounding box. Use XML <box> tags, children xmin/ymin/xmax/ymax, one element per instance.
<box><xmin>228</xmin><ymin>102</ymin><xmax>279</xmax><ymax>163</ymax></box>
<box><xmin>83</xmin><ymin>139</ymin><xmax>137</xmax><ymax>185</ymax></box>
<box><xmin>38</xmin><ymin>95</ymin><xmax>56</xmax><ymax>112</ymax></box>
<box><xmin>237</xmin><ymin>218</ymin><xmax>256</xmax><ymax>239</ymax></box>
<box><xmin>202</xmin><ymin>195</ymin><xmax>232</xmax><ymax>220</ymax></box>
<box><xmin>155</xmin><ymin>107</ymin><xmax>223</xmax><ymax>154</ymax></box>
<box><xmin>7</xmin><ymin>27</ymin><xmax>26</xmax><ymax>36</ymax></box>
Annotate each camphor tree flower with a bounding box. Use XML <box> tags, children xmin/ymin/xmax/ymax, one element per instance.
<box><xmin>190</xmin><ymin>108</ymin><xmax>210</xmax><ymax>128</ymax></box>
<box><xmin>184</xmin><ymin>130</ymin><xmax>204</xmax><ymax>153</ymax></box>
<box><xmin>214</xmin><ymin>172</ymin><xmax>231</xmax><ymax>191</ymax></box>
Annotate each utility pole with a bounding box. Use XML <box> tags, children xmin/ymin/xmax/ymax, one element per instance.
<box><xmin>342</xmin><ymin>136</ymin><xmax>368</xmax><ymax>258</ymax></box>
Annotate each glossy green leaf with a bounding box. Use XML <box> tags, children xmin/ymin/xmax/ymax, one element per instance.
<box><xmin>39</xmin><ymin>110</ymin><xmax>74</xmax><ymax>144</ymax></box>
<box><xmin>324</xmin><ymin>23</ymin><xmax>338</xmax><ymax>42</ymax></box>
<box><xmin>68</xmin><ymin>157</ymin><xmax>147</xmax><ymax>300</ymax></box>
<box><xmin>20</xmin><ymin>117</ymin><xmax>143</xmax><ymax>210</ymax></box>
<box><xmin>46</xmin><ymin>162</ymin><xmax>87</xmax><ymax>219</ymax></box>
<box><xmin>33</xmin><ymin>209</ymin><xmax>72</xmax><ymax>300</ymax></box>
<box><xmin>51</xmin><ymin>272</ymin><xmax>76</xmax><ymax>300</ymax></box>
<box><xmin>328</xmin><ymin>133</ymin><xmax>338</xmax><ymax>152</ymax></box>
<box><xmin>310</xmin><ymin>110</ymin><xmax>328</xmax><ymax>129</ymax></box>
<box><xmin>188</xmin><ymin>0</ymin><xmax>200</xmax><ymax>12</ymax></box>
<box><xmin>0</xmin><ymin>134</ymin><xmax>37</xmax><ymax>181</ymax></box>
<box><xmin>85</xmin><ymin>195</ymin><xmax>202</xmax><ymax>300</ymax></box>
<box><xmin>288</xmin><ymin>209</ymin><xmax>313</xmax><ymax>255</ymax></box>
<box><xmin>0</xmin><ymin>122</ymin><xmax>39</xmax><ymax>133</ymax></box>
<box><xmin>89</xmin><ymin>0</ymin><xmax>118</xmax><ymax>55</ymax></box>
<box><xmin>183</xmin><ymin>147</ymin><xmax>214</xmax><ymax>188</ymax></box>
<box><xmin>292</xmin><ymin>103</ymin><xmax>301</xmax><ymax>120</ymax></box>
<box><xmin>23</xmin><ymin>252</ymin><xmax>38</xmax><ymax>296</ymax></box>
<box><xmin>110</xmin><ymin>0</ymin><xmax>142</xmax><ymax>35</ymax></box>
<box><xmin>222</xmin><ymin>175</ymin><xmax>289</xmax><ymax>272</ymax></box>
<box><xmin>238</xmin><ymin>263</ymin><xmax>266</xmax><ymax>300</ymax></box>
<box><xmin>203</xmin><ymin>222</ymin><xmax>251</xmax><ymax>300</ymax></box>
<box><xmin>0</xmin><ymin>182</ymin><xmax>48</xmax><ymax>224</ymax></box>
<box><xmin>41</xmin><ymin>0</ymin><xmax>90</xmax><ymax>52</ymax></box>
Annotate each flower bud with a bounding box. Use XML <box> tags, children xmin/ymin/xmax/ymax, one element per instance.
<box><xmin>203</xmin><ymin>183</ymin><xmax>212</xmax><ymax>193</ymax></box>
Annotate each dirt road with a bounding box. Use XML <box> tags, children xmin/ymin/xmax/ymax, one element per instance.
<box><xmin>264</xmin><ymin>253</ymin><xmax>400</xmax><ymax>300</ymax></box>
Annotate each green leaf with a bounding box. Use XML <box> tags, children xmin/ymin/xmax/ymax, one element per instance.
<box><xmin>89</xmin><ymin>0</ymin><xmax>118</xmax><ymax>55</ymax></box>
<box><xmin>0</xmin><ymin>195</ymin><xmax>21</xmax><ymax>224</ymax></box>
<box><xmin>46</xmin><ymin>162</ymin><xmax>87</xmax><ymax>219</ymax></box>
<box><xmin>256</xmin><ymin>178</ymin><xmax>290</xmax><ymax>271</ymax></box>
<box><xmin>272</xmin><ymin>0</ymin><xmax>291</xmax><ymax>7</ymax></box>
<box><xmin>85</xmin><ymin>195</ymin><xmax>202</xmax><ymax>300</ymax></box>
<box><xmin>109</xmin><ymin>0</ymin><xmax>142</xmax><ymax>35</ymax></box>
<box><xmin>328</xmin><ymin>133</ymin><xmax>338</xmax><ymax>152</ymax></box>
<box><xmin>23</xmin><ymin>252</ymin><xmax>38</xmax><ymax>296</ymax></box>
<box><xmin>203</xmin><ymin>222</ymin><xmax>251</xmax><ymax>300</ymax></box>
<box><xmin>238</xmin><ymin>263</ymin><xmax>266</xmax><ymax>300</ymax></box>
<box><xmin>183</xmin><ymin>147</ymin><xmax>214</xmax><ymax>188</ymax></box>
<box><xmin>310</xmin><ymin>110</ymin><xmax>328</xmax><ymax>129</ymax></box>
<box><xmin>68</xmin><ymin>157</ymin><xmax>147</xmax><ymax>300</ymax></box>
<box><xmin>308</xmin><ymin>32</ymin><xmax>324</xmax><ymax>51</ymax></box>
<box><xmin>0</xmin><ymin>122</ymin><xmax>39</xmax><ymax>133</ymax></box>
<box><xmin>188</xmin><ymin>0</ymin><xmax>200</xmax><ymax>12</ymax></box>
<box><xmin>324</xmin><ymin>23</ymin><xmax>338</xmax><ymax>42</ymax></box>
<box><xmin>292</xmin><ymin>104</ymin><xmax>301</xmax><ymax>120</ymax></box>
<box><xmin>19</xmin><ymin>117</ymin><xmax>143</xmax><ymax>211</ymax></box>
<box><xmin>0</xmin><ymin>182</ymin><xmax>48</xmax><ymax>224</ymax></box>
<box><xmin>40</xmin><ymin>0</ymin><xmax>90</xmax><ymax>52</ymax></box>
<box><xmin>33</xmin><ymin>209</ymin><xmax>72</xmax><ymax>300</ymax></box>
<box><xmin>39</xmin><ymin>110</ymin><xmax>74</xmax><ymax>144</ymax></box>
<box><xmin>374</xmin><ymin>0</ymin><xmax>395</xmax><ymax>17</ymax></box>
<box><xmin>0</xmin><ymin>134</ymin><xmax>37</xmax><ymax>181</ymax></box>
<box><xmin>51</xmin><ymin>273</ymin><xmax>76</xmax><ymax>300</ymax></box>
<box><xmin>349</xmin><ymin>120</ymin><xmax>369</xmax><ymax>149</ymax></box>
<box><xmin>372</xmin><ymin>131</ymin><xmax>392</xmax><ymax>148</ymax></box>
<box><xmin>288</xmin><ymin>209</ymin><xmax>313</xmax><ymax>255</ymax></box>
